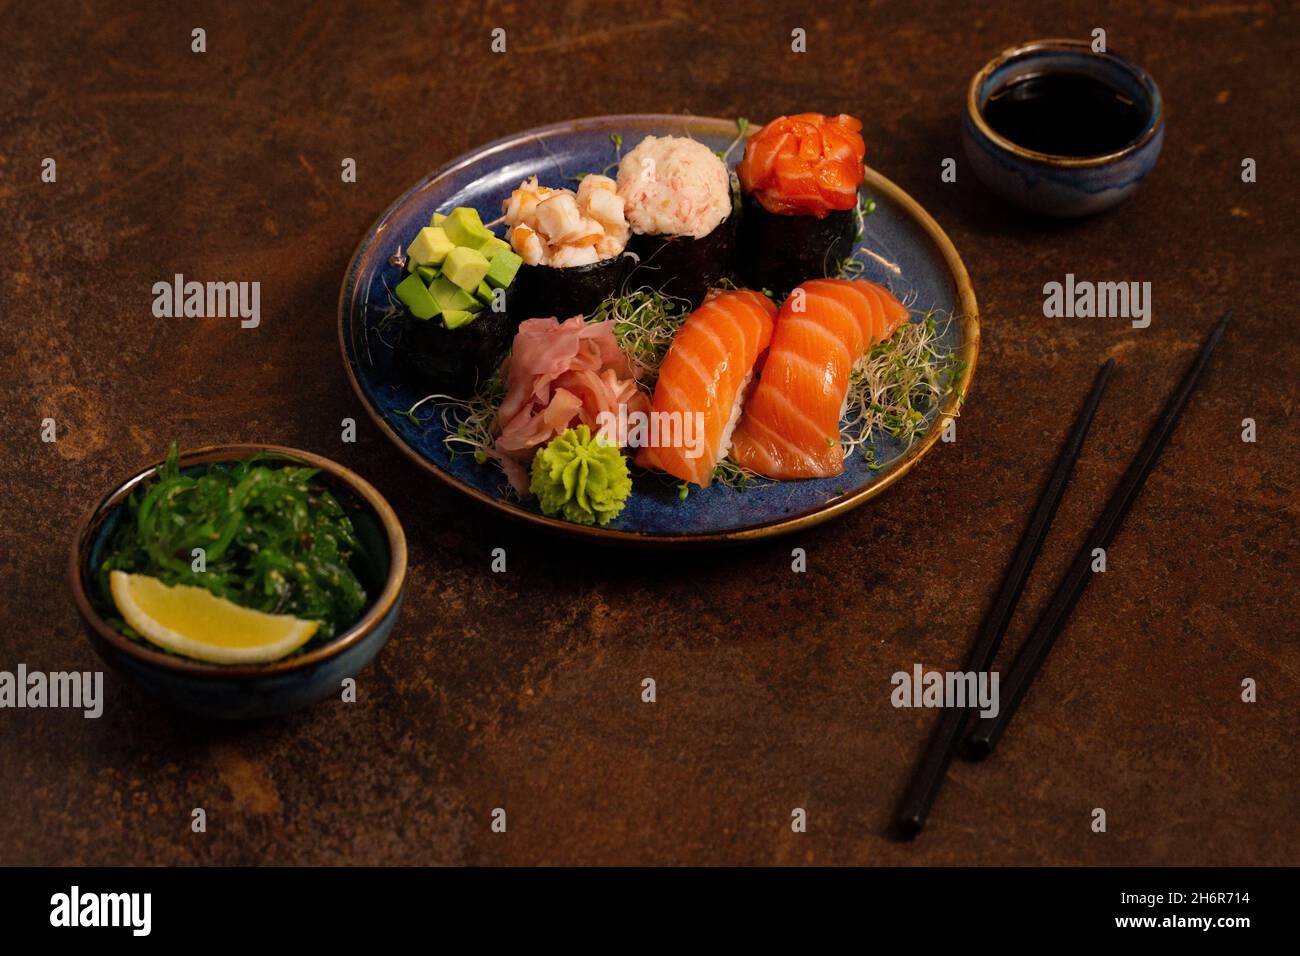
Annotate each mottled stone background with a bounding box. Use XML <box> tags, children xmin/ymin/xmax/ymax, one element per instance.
<box><xmin>0</xmin><ymin>0</ymin><xmax>1295</xmax><ymax>865</ymax></box>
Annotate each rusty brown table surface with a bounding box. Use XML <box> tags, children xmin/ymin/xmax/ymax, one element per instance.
<box><xmin>2</xmin><ymin>0</ymin><xmax>1296</xmax><ymax>866</ymax></box>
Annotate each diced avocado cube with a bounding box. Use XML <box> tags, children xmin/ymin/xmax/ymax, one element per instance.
<box><xmin>431</xmin><ymin>212</ymin><xmax>447</xmax><ymax>226</ymax></box>
<box><xmin>484</xmin><ymin>249</ymin><xmax>522</xmax><ymax>289</ymax></box>
<box><xmin>415</xmin><ymin>264</ymin><xmax>439</xmax><ymax>284</ymax></box>
<box><xmin>442</xmin><ymin>206</ymin><xmax>493</xmax><ymax>249</ymax></box>
<box><xmin>396</xmin><ymin>273</ymin><xmax>440</xmax><ymax>320</ymax></box>
<box><xmin>429</xmin><ymin>275</ymin><xmax>477</xmax><ymax>313</ymax></box>
<box><xmin>407</xmin><ymin>225</ymin><xmax>455</xmax><ymax>267</ymax></box>
<box><xmin>478</xmin><ymin>235</ymin><xmax>511</xmax><ymax>260</ymax></box>
<box><xmin>442</xmin><ymin>309</ymin><xmax>477</xmax><ymax>330</ymax></box>
<box><xmin>474</xmin><ymin>280</ymin><xmax>496</xmax><ymax>306</ymax></box>
<box><xmin>442</xmin><ymin>245</ymin><xmax>491</xmax><ymax>291</ymax></box>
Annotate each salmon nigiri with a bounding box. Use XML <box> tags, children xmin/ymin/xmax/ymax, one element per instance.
<box><xmin>635</xmin><ymin>289</ymin><xmax>777</xmax><ymax>486</ymax></box>
<box><xmin>729</xmin><ymin>278</ymin><xmax>908</xmax><ymax>479</ymax></box>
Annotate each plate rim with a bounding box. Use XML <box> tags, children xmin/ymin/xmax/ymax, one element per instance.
<box><xmin>338</xmin><ymin>113</ymin><xmax>979</xmax><ymax>546</ymax></box>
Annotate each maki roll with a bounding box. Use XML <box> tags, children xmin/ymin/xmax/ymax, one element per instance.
<box><xmin>616</xmin><ymin>135</ymin><xmax>734</xmax><ymax>308</ymax></box>
<box><xmin>502</xmin><ymin>176</ymin><xmax>630</xmax><ymax>321</ymax></box>
<box><xmin>736</xmin><ymin>113</ymin><xmax>867</xmax><ymax>298</ymax></box>
<box><xmin>396</xmin><ymin>306</ymin><xmax>510</xmax><ymax>398</ymax></box>
<box><xmin>394</xmin><ymin>206</ymin><xmax>523</xmax><ymax>397</ymax></box>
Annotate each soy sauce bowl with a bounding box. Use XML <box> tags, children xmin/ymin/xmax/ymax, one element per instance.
<box><xmin>70</xmin><ymin>445</ymin><xmax>408</xmax><ymax>720</ymax></box>
<box><xmin>963</xmin><ymin>39</ymin><xmax>1164</xmax><ymax>217</ymax></box>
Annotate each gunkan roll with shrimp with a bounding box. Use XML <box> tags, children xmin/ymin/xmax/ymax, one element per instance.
<box><xmin>502</xmin><ymin>175</ymin><xmax>631</xmax><ymax>321</ymax></box>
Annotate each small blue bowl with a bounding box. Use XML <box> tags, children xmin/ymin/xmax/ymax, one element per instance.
<box><xmin>963</xmin><ymin>38</ymin><xmax>1164</xmax><ymax>217</ymax></box>
<box><xmin>70</xmin><ymin>445</ymin><xmax>408</xmax><ymax>719</ymax></box>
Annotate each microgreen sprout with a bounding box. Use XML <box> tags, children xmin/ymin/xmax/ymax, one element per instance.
<box><xmin>712</xmin><ymin>456</ymin><xmax>768</xmax><ymax>492</ymax></box>
<box><xmin>840</xmin><ymin>307</ymin><xmax>960</xmax><ymax>462</ymax></box>
<box><xmin>718</xmin><ymin>117</ymin><xmax>751</xmax><ymax>164</ymax></box>
<box><xmin>595</xmin><ymin>132</ymin><xmax>625</xmax><ymax>178</ymax></box>
<box><xmin>852</xmin><ymin>192</ymin><xmax>878</xmax><ymax>242</ymax></box>
<box><xmin>571</xmin><ymin>131</ymin><xmax>628</xmax><ymax>182</ymax></box>
<box><xmin>395</xmin><ymin>373</ymin><xmax>506</xmax><ymax>468</ymax></box>
<box><xmin>589</xmin><ymin>287</ymin><xmax>691</xmax><ymax>390</ymax></box>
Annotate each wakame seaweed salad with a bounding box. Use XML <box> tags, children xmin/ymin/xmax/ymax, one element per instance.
<box><xmin>95</xmin><ymin>445</ymin><xmax>369</xmax><ymax>645</ymax></box>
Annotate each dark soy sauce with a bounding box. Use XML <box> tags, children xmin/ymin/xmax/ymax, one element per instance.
<box><xmin>982</xmin><ymin>72</ymin><xmax>1147</xmax><ymax>157</ymax></box>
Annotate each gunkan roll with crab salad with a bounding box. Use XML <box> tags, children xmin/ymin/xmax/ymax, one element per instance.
<box><xmin>736</xmin><ymin>113</ymin><xmax>867</xmax><ymax>297</ymax></box>
<box><xmin>394</xmin><ymin>206</ymin><xmax>523</xmax><ymax>397</ymax></box>
<box><xmin>502</xmin><ymin>175</ymin><xmax>631</xmax><ymax>321</ymax></box>
<box><xmin>616</xmin><ymin>135</ymin><xmax>735</xmax><ymax>308</ymax></box>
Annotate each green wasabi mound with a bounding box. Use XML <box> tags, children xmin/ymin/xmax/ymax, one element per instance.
<box><xmin>529</xmin><ymin>425</ymin><xmax>631</xmax><ymax>526</ymax></box>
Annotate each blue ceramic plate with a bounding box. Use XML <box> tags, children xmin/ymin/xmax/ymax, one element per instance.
<box><xmin>340</xmin><ymin>115</ymin><xmax>979</xmax><ymax>544</ymax></box>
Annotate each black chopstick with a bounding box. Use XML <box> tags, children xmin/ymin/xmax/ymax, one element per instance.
<box><xmin>967</xmin><ymin>309</ymin><xmax>1232</xmax><ymax>758</ymax></box>
<box><xmin>894</xmin><ymin>359</ymin><xmax>1115</xmax><ymax>839</ymax></box>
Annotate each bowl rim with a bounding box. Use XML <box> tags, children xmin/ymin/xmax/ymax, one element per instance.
<box><xmin>69</xmin><ymin>443</ymin><xmax>408</xmax><ymax>678</ymax></box>
<box><xmin>965</xmin><ymin>37</ymin><xmax>1164</xmax><ymax>169</ymax></box>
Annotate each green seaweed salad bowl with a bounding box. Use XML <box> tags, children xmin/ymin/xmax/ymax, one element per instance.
<box><xmin>70</xmin><ymin>444</ymin><xmax>408</xmax><ymax>719</ymax></box>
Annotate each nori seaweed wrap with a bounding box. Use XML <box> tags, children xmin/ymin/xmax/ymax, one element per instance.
<box><xmin>396</xmin><ymin>308</ymin><xmax>511</xmax><ymax>398</ymax></box>
<box><xmin>508</xmin><ymin>255</ymin><xmax>628</xmax><ymax>322</ymax></box>
<box><xmin>734</xmin><ymin>113</ymin><xmax>868</xmax><ymax>299</ymax></box>
<box><xmin>625</xmin><ymin>215</ymin><xmax>735</xmax><ymax>308</ymax></box>
<box><xmin>736</xmin><ymin>195</ymin><xmax>857</xmax><ymax>299</ymax></box>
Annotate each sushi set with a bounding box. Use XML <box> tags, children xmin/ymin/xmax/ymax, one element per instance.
<box><xmin>340</xmin><ymin>114</ymin><xmax>979</xmax><ymax>543</ymax></box>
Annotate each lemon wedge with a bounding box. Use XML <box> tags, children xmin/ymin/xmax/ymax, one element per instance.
<box><xmin>109</xmin><ymin>571</ymin><xmax>319</xmax><ymax>665</ymax></box>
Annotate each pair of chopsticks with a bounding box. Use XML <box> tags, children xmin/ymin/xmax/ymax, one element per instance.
<box><xmin>896</xmin><ymin>309</ymin><xmax>1232</xmax><ymax>839</ymax></box>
